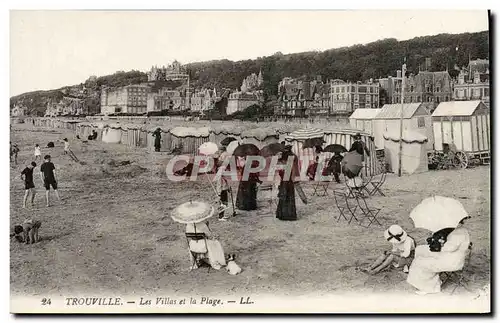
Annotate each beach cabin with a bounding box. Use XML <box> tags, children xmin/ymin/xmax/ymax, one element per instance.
<box><xmin>383</xmin><ymin>130</ymin><xmax>429</xmax><ymax>175</ymax></box>
<box><xmin>432</xmin><ymin>100</ymin><xmax>490</xmax><ymax>162</ymax></box>
<box><xmin>374</xmin><ymin>103</ymin><xmax>434</xmax><ymax>150</ymax></box>
<box><xmin>349</xmin><ymin>108</ymin><xmax>383</xmax><ymax>148</ymax></box>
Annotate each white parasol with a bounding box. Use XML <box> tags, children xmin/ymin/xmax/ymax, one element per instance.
<box><xmin>198</xmin><ymin>142</ymin><xmax>218</xmax><ymax>156</ymax></box>
<box><xmin>409</xmin><ymin>196</ymin><xmax>470</xmax><ymax>232</ymax></box>
<box><xmin>226</xmin><ymin>140</ymin><xmax>240</xmax><ymax>155</ymax></box>
<box><xmin>171</xmin><ymin>201</ymin><xmax>215</xmax><ymax>224</ymax></box>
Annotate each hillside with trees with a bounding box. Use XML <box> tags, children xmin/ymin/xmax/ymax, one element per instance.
<box><xmin>11</xmin><ymin>30</ymin><xmax>489</xmax><ymax>116</ymax></box>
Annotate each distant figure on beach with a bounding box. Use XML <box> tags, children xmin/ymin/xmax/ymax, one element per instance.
<box><xmin>34</xmin><ymin>144</ymin><xmax>41</xmax><ymax>162</ymax></box>
<box><xmin>40</xmin><ymin>155</ymin><xmax>62</xmax><ymax>207</ymax></box>
<box><xmin>21</xmin><ymin>162</ymin><xmax>37</xmax><ymax>209</ymax></box>
<box><xmin>152</xmin><ymin>128</ymin><xmax>162</xmax><ymax>152</ymax></box>
<box><xmin>10</xmin><ymin>143</ymin><xmax>20</xmax><ymax>165</ymax></box>
<box><xmin>63</xmin><ymin>138</ymin><xmax>78</xmax><ymax>162</ymax></box>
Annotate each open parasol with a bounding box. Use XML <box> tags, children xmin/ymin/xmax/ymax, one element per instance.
<box><xmin>324</xmin><ymin>144</ymin><xmax>348</xmax><ymax>154</ymax></box>
<box><xmin>226</xmin><ymin>140</ymin><xmax>240</xmax><ymax>155</ymax></box>
<box><xmin>220</xmin><ymin>137</ymin><xmax>237</xmax><ymax>146</ymax></box>
<box><xmin>233</xmin><ymin>143</ymin><xmax>260</xmax><ymax>157</ymax></box>
<box><xmin>260</xmin><ymin>143</ymin><xmax>285</xmax><ymax>157</ymax></box>
<box><xmin>171</xmin><ymin>201</ymin><xmax>215</xmax><ymax>224</ymax></box>
<box><xmin>409</xmin><ymin>196</ymin><xmax>470</xmax><ymax>232</ymax></box>
<box><xmin>198</xmin><ymin>142</ymin><xmax>219</xmax><ymax>156</ymax></box>
<box><xmin>302</xmin><ymin>138</ymin><xmax>326</xmax><ymax>149</ymax></box>
<box><xmin>341</xmin><ymin>151</ymin><xmax>363</xmax><ymax>178</ymax></box>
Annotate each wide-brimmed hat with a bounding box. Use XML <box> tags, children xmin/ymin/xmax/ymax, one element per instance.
<box><xmin>384</xmin><ymin>225</ymin><xmax>408</xmax><ymax>243</ymax></box>
<box><xmin>352</xmin><ymin>132</ymin><xmax>362</xmax><ymax>140</ymax></box>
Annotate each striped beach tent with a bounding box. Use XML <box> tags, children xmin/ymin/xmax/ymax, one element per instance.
<box><xmin>285</xmin><ymin>127</ymin><xmax>325</xmax><ymax>172</ymax></box>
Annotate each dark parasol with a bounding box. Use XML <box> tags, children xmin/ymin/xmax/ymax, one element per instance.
<box><xmin>259</xmin><ymin>143</ymin><xmax>285</xmax><ymax>157</ymax></box>
<box><xmin>302</xmin><ymin>137</ymin><xmax>325</xmax><ymax>149</ymax></box>
<box><xmin>220</xmin><ymin>137</ymin><xmax>237</xmax><ymax>146</ymax></box>
<box><xmin>232</xmin><ymin>143</ymin><xmax>260</xmax><ymax>157</ymax></box>
<box><xmin>323</xmin><ymin>144</ymin><xmax>348</xmax><ymax>154</ymax></box>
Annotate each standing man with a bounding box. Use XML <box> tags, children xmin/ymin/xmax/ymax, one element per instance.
<box><xmin>40</xmin><ymin>155</ymin><xmax>62</xmax><ymax>207</ymax></box>
<box><xmin>21</xmin><ymin>162</ymin><xmax>37</xmax><ymax>208</ymax></box>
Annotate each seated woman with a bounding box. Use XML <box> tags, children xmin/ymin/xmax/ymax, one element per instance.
<box><xmin>185</xmin><ymin>220</ymin><xmax>227</xmax><ymax>271</ymax></box>
<box><xmin>306</xmin><ymin>156</ymin><xmax>319</xmax><ymax>181</ymax></box>
<box><xmin>407</xmin><ymin>217</ymin><xmax>471</xmax><ymax>295</ymax></box>
<box><xmin>361</xmin><ymin>225</ymin><xmax>415</xmax><ymax>274</ymax></box>
<box><xmin>326</xmin><ymin>152</ymin><xmax>343</xmax><ymax>183</ymax></box>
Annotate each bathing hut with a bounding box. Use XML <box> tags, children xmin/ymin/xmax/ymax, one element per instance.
<box><xmin>432</xmin><ymin>100</ymin><xmax>490</xmax><ymax>163</ymax></box>
<box><xmin>374</xmin><ymin>103</ymin><xmax>434</xmax><ymax>150</ymax></box>
<box><xmin>349</xmin><ymin>108</ymin><xmax>384</xmax><ymax>148</ymax></box>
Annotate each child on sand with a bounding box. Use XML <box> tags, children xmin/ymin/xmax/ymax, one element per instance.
<box><xmin>360</xmin><ymin>224</ymin><xmax>415</xmax><ymax>274</ymax></box>
<box><xmin>34</xmin><ymin>144</ymin><xmax>41</xmax><ymax>161</ymax></box>
<box><xmin>21</xmin><ymin>162</ymin><xmax>37</xmax><ymax>208</ymax></box>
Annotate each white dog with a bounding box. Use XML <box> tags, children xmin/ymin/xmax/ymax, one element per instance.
<box><xmin>226</xmin><ymin>254</ymin><xmax>242</xmax><ymax>275</ymax></box>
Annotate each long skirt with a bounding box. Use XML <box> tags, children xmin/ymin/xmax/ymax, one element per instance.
<box><xmin>189</xmin><ymin>239</ymin><xmax>226</xmax><ymax>270</ymax></box>
<box><xmin>236</xmin><ymin>181</ymin><xmax>257</xmax><ymax>211</ymax></box>
<box><xmin>276</xmin><ymin>180</ymin><xmax>297</xmax><ymax>221</ymax></box>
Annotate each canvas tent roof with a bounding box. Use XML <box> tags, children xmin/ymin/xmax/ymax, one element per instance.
<box><xmin>383</xmin><ymin>130</ymin><xmax>428</xmax><ymax>144</ymax></box>
<box><xmin>349</xmin><ymin>108</ymin><xmax>382</xmax><ymax>120</ymax></box>
<box><xmin>375</xmin><ymin>103</ymin><xmax>422</xmax><ymax>120</ymax></box>
<box><xmin>432</xmin><ymin>100</ymin><xmax>484</xmax><ymax>117</ymax></box>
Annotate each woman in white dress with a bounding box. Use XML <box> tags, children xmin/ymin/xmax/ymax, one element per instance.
<box><xmin>185</xmin><ymin>220</ymin><xmax>226</xmax><ymax>271</ymax></box>
<box><xmin>407</xmin><ymin>217</ymin><xmax>471</xmax><ymax>294</ymax></box>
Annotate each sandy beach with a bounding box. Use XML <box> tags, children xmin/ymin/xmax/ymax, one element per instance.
<box><xmin>10</xmin><ymin>123</ymin><xmax>490</xmax><ymax>299</ymax></box>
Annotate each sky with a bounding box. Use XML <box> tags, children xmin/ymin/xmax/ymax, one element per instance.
<box><xmin>9</xmin><ymin>10</ymin><xmax>489</xmax><ymax>97</ymax></box>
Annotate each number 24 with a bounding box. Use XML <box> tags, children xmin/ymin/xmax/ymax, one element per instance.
<box><xmin>41</xmin><ymin>298</ymin><xmax>51</xmax><ymax>305</ymax></box>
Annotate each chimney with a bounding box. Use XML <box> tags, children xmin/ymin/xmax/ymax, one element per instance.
<box><xmin>397</xmin><ymin>70</ymin><xmax>402</xmax><ymax>78</ymax></box>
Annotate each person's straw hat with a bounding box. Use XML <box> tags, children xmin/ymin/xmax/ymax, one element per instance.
<box><xmin>384</xmin><ymin>224</ymin><xmax>408</xmax><ymax>243</ymax></box>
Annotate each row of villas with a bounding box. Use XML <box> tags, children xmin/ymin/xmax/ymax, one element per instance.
<box><xmin>100</xmin><ymin>63</ymin><xmax>263</xmax><ymax>116</ymax></box>
<box><xmin>100</xmin><ymin>84</ymin><xmax>262</xmax><ymax>116</ymax></box>
<box><xmin>276</xmin><ymin>58</ymin><xmax>490</xmax><ymax>117</ymax></box>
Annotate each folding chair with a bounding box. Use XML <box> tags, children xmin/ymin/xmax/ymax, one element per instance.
<box><xmin>185</xmin><ymin>232</ymin><xmax>210</xmax><ymax>272</ymax></box>
<box><xmin>332</xmin><ymin>189</ymin><xmax>360</xmax><ymax>224</ymax></box>
<box><xmin>353</xmin><ymin>192</ymin><xmax>382</xmax><ymax>227</ymax></box>
<box><xmin>311</xmin><ymin>179</ymin><xmax>331</xmax><ymax>197</ymax></box>
<box><xmin>342</xmin><ymin>173</ymin><xmax>372</xmax><ymax>199</ymax></box>
<box><xmin>364</xmin><ymin>162</ymin><xmax>387</xmax><ymax>197</ymax></box>
<box><xmin>440</xmin><ymin>242</ymin><xmax>473</xmax><ymax>294</ymax></box>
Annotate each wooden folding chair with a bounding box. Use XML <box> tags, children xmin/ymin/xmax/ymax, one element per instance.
<box><xmin>332</xmin><ymin>189</ymin><xmax>360</xmax><ymax>224</ymax></box>
<box><xmin>185</xmin><ymin>232</ymin><xmax>210</xmax><ymax>272</ymax></box>
<box><xmin>440</xmin><ymin>242</ymin><xmax>473</xmax><ymax>294</ymax></box>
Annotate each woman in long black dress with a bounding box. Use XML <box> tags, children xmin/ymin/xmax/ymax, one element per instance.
<box><xmin>276</xmin><ymin>147</ymin><xmax>298</xmax><ymax>221</ymax></box>
<box><xmin>236</xmin><ymin>158</ymin><xmax>260</xmax><ymax>211</ymax></box>
<box><xmin>153</xmin><ymin>128</ymin><xmax>162</xmax><ymax>152</ymax></box>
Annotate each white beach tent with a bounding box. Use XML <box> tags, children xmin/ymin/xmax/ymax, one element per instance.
<box><xmin>431</xmin><ymin>100</ymin><xmax>490</xmax><ymax>154</ymax></box>
<box><xmin>349</xmin><ymin>108</ymin><xmax>383</xmax><ymax>148</ymax></box>
<box><xmin>383</xmin><ymin>130</ymin><xmax>429</xmax><ymax>175</ymax></box>
<box><xmin>374</xmin><ymin>103</ymin><xmax>434</xmax><ymax>150</ymax></box>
